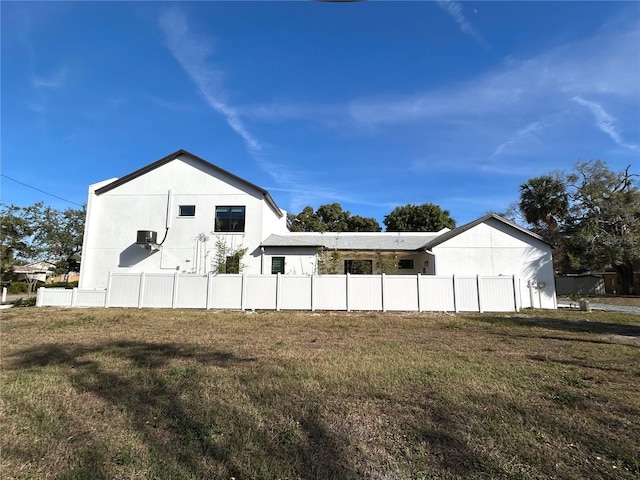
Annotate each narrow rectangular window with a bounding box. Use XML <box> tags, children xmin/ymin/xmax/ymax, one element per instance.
<box><xmin>215</xmin><ymin>206</ymin><xmax>245</xmax><ymax>232</ymax></box>
<box><xmin>271</xmin><ymin>257</ymin><xmax>285</xmax><ymax>274</ymax></box>
<box><xmin>344</xmin><ymin>259</ymin><xmax>372</xmax><ymax>274</ymax></box>
<box><xmin>178</xmin><ymin>205</ymin><xmax>196</xmax><ymax>217</ymax></box>
<box><xmin>225</xmin><ymin>255</ymin><xmax>241</xmax><ymax>274</ymax></box>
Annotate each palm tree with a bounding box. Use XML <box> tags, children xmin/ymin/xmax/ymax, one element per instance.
<box><xmin>519</xmin><ymin>175</ymin><xmax>569</xmax><ymax>270</ymax></box>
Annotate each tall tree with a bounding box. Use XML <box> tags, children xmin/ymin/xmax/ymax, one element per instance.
<box><xmin>0</xmin><ymin>202</ymin><xmax>85</xmax><ymax>279</ymax></box>
<box><xmin>383</xmin><ymin>203</ymin><xmax>456</xmax><ymax>232</ymax></box>
<box><xmin>32</xmin><ymin>204</ymin><xmax>86</xmax><ymax>274</ymax></box>
<box><xmin>519</xmin><ymin>174</ymin><xmax>569</xmax><ymax>269</ymax></box>
<box><xmin>287</xmin><ymin>203</ymin><xmax>381</xmax><ymax>232</ymax></box>
<box><xmin>566</xmin><ymin>161</ymin><xmax>639</xmax><ymax>295</ymax></box>
<box><xmin>1</xmin><ymin>204</ymin><xmax>36</xmax><ymax>281</ymax></box>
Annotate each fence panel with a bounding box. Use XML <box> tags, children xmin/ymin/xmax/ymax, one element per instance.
<box><xmin>480</xmin><ymin>276</ymin><xmax>516</xmax><ymax>312</ymax></box>
<box><xmin>209</xmin><ymin>275</ymin><xmax>243</xmax><ymax>309</ymax></box>
<box><xmin>279</xmin><ymin>275</ymin><xmax>312</xmax><ymax>310</ymax></box>
<box><xmin>349</xmin><ymin>275</ymin><xmax>383</xmax><ymax>311</ymax></box>
<box><xmin>142</xmin><ymin>274</ymin><xmax>175</xmax><ymax>308</ymax></box>
<box><xmin>38</xmin><ymin>288</ymin><xmax>73</xmax><ymax>307</ymax></box>
<box><xmin>75</xmin><ymin>289</ymin><xmax>107</xmax><ymax>307</ymax></box>
<box><xmin>175</xmin><ymin>275</ymin><xmax>208</xmax><ymax>309</ymax></box>
<box><xmin>38</xmin><ymin>273</ymin><xmax>524</xmax><ymax>312</ymax></box>
<box><xmin>420</xmin><ymin>276</ymin><xmax>456</xmax><ymax>311</ymax></box>
<box><xmin>244</xmin><ymin>275</ymin><xmax>277</xmax><ymax>310</ymax></box>
<box><xmin>108</xmin><ymin>274</ymin><xmax>142</xmax><ymax>307</ymax></box>
<box><xmin>313</xmin><ymin>275</ymin><xmax>347</xmax><ymax>310</ymax></box>
<box><xmin>455</xmin><ymin>277</ymin><xmax>480</xmax><ymax>312</ymax></box>
<box><xmin>384</xmin><ymin>276</ymin><xmax>419</xmax><ymax>311</ymax></box>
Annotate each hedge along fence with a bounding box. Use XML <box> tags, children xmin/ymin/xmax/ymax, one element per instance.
<box><xmin>37</xmin><ymin>272</ymin><xmax>523</xmax><ymax>312</ymax></box>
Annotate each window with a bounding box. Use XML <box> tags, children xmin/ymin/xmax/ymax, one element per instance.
<box><xmin>344</xmin><ymin>259</ymin><xmax>372</xmax><ymax>274</ymax></box>
<box><xmin>271</xmin><ymin>257</ymin><xmax>285</xmax><ymax>274</ymax></box>
<box><xmin>225</xmin><ymin>254</ymin><xmax>241</xmax><ymax>274</ymax></box>
<box><xmin>398</xmin><ymin>259</ymin><xmax>414</xmax><ymax>270</ymax></box>
<box><xmin>178</xmin><ymin>205</ymin><xmax>196</xmax><ymax>217</ymax></box>
<box><xmin>215</xmin><ymin>206</ymin><xmax>245</xmax><ymax>232</ymax></box>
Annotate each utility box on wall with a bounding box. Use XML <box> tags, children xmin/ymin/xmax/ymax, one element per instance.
<box><xmin>136</xmin><ymin>230</ymin><xmax>158</xmax><ymax>245</ymax></box>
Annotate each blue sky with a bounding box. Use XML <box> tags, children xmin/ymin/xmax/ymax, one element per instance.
<box><xmin>2</xmin><ymin>1</ymin><xmax>639</xmax><ymax>226</ymax></box>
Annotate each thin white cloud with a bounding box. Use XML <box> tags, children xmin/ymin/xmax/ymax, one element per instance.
<box><xmin>31</xmin><ymin>66</ymin><xmax>68</xmax><ymax>89</ymax></box>
<box><xmin>436</xmin><ymin>1</ymin><xmax>486</xmax><ymax>46</ymax></box>
<box><xmin>492</xmin><ymin>113</ymin><xmax>565</xmax><ymax>158</ymax></box>
<box><xmin>157</xmin><ymin>8</ymin><xmax>261</xmax><ymax>154</ymax></box>
<box><xmin>571</xmin><ymin>96</ymin><xmax>638</xmax><ymax>151</ymax></box>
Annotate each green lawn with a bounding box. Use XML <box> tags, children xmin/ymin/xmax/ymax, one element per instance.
<box><xmin>1</xmin><ymin>307</ymin><xmax>639</xmax><ymax>479</ymax></box>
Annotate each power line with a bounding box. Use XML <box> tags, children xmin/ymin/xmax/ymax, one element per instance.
<box><xmin>1</xmin><ymin>173</ymin><xmax>84</xmax><ymax>207</ymax></box>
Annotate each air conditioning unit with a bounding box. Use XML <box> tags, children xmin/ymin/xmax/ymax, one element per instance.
<box><xmin>136</xmin><ymin>230</ymin><xmax>158</xmax><ymax>245</ymax></box>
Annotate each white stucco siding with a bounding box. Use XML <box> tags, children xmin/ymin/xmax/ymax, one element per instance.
<box><xmin>262</xmin><ymin>248</ymin><xmax>318</xmax><ymax>275</ymax></box>
<box><xmin>79</xmin><ymin>155</ymin><xmax>284</xmax><ymax>288</ymax></box>
<box><xmin>431</xmin><ymin>219</ymin><xmax>556</xmax><ymax>308</ymax></box>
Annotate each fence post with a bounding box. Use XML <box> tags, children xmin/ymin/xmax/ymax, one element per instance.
<box><xmin>476</xmin><ymin>275</ymin><xmax>483</xmax><ymax>313</ymax></box>
<box><xmin>241</xmin><ymin>274</ymin><xmax>246</xmax><ymax>311</ymax></box>
<box><xmin>71</xmin><ymin>287</ymin><xmax>78</xmax><ymax>308</ymax></box>
<box><xmin>452</xmin><ymin>275</ymin><xmax>459</xmax><ymax>313</ymax></box>
<box><xmin>206</xmin><ymin>273</ymin><xmax>212</xmax><ymax>310</ymax></box>
<box><xmin>346</xmin><ymin>273</ymin><xmax>351</xmax><ymax>312</ymax></box>
<box><xmin>416</xmin><ymin>274</ymin><xmax>422</xmax><ymax>312</ymax></box>
<box><xmin>138</xmin><ymin>272</ymin><xmax>146</xmax><ymax>308</ymax></box>
<box><xmin>105</xmin><ymin>272</ymin><xmax>113</xmax><ymax>307</ymax></box>
<box><xmin>381</xmin><ymin>273</ymin><xmax>386</xmax><ymax>312</ymax></box>
<box><xmin>310</xmin><ymin>274</ymin><xmax>315</xmax><ymax>312</ymax></box>
<box><xmin>36</xmin><ymin>287</ymin><xmax>44</xmax><ymax>307</ymax></box>
<box><xmin>172</xmin><ymin>271</ymin><xmax>179</xmax><ymax>309</ymax></box>
<box><xmin>276</xmin><ymin>273</ymin><xmax>281</xmax><ymax>311</ymax></box>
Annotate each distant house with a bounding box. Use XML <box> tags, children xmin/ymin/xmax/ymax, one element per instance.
<box><xmin>79</xmin><ymin>149</ymin><xmax>556</xmax><ymax>308</ymax></box>
<box><xmin>13</xmin><ymin>261</ymin><xmax>55</xmax><ymax>283</ymax></box>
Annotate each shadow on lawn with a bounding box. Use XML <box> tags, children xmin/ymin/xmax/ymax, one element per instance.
<box><xmin>8</xmin><ymin>341</ymin><xmax>360</xmax><ymax>479</ymax></box>
<box><xmin>478</xmin><ymin>315</ymin><xmax>640</xmax><ymax>338</ymax></box>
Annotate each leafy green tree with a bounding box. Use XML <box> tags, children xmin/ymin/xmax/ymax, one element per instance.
<box><xmin>28</xmin><ymin>203</ymin><xmax>85</xmax><ymax>274</ymax></box>
<box><xmin>383</xmin><ymin>203</ymin><xmax>456</xmax><ymax>232</ymax></box>
<box><xmin>565</xmin><ymin>161</ymin><xmax>639</xmax><ymax>295</ymax></box>
<box><xmin>0</xmin><ymin>202</ymin><xmax>85</xmax><ymax>279</ymax></box>
<box><xmin>1</xmin><ymin>204</ymin><xmax>36</xmax><ymax>281</ymax></box>
<box><xmin>287</xmin><ymin>203</ymin><xmax>381</xmax><ymax>232</ymax></box>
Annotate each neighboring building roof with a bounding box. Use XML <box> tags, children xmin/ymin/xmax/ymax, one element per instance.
<box><xmin>94</xmin><ymin>149</ymin><xmax>284</xmax><ymax>217</ymax></box>
<box><xmin>262</xmin><ymin>214</ymin><xmax>547</xmax><ymax>253</ymax></box>
<box><xmin>13</xmin><ymin>261</ymin><xmax>56</xmax><ymax>274</ymax></box>
<box><xmin>262</xmin><ymin>231</ymin><xmax>446</xmax><ymax>251</ymax></box>
<box><xmin>421</xmin><ymin>213</ymin><xmax>549</xmax><ymax>249</ymax></box>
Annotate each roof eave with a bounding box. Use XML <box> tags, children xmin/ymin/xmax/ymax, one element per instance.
<box><xmin>94</xmin><ymin>149</ymin><xmax>284</xmax><ymax>218</ymax></box>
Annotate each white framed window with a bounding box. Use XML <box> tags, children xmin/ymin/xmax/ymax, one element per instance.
<box><xmin>178</xmin><ymin>205</ymin><xmax>196</xmax><ymax>217</ymax></box>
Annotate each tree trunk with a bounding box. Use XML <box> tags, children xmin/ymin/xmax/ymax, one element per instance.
<box><xmin>613</xmin><ymin>263</ymin><xmax>635</xmax><ymax>295</ymax></box>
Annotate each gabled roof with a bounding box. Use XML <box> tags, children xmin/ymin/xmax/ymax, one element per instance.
<box><xmin>420</xmin><ymin>213</ymin><xmax>549</xmax><ymax>250</ymax></box>
<box><xmin>94</xmin><ymin>149</ymin><xmax>283</xmax><ymax>217</ymax></box>
<box><xmin>262</xmin><ymin>232</ymin><xmax>444</xmax><ymax>251</ymax></box>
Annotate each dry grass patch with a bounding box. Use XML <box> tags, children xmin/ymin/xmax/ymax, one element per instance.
<box><xmin>1</xmin><ymin>307</ymin><xmax>639</xmax><ymax>479</ymax></box>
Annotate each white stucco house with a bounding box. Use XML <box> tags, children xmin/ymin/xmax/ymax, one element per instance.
<box><xmin>79</xmin><ymin>149</ymin><xmax>556</xmax><ymax>308</ymax></box>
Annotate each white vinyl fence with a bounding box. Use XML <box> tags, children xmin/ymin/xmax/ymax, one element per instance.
<box><xmin>37</xmin><ymin>273</ymin><xmax>522</xmax><ymax>312</ymax></box>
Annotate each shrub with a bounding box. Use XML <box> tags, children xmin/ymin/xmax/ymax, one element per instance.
<box><xmin>11</xmin><ymin>296</ymin><xmax>37</xmax><ymax>307</ymax></box>
<box><xmin>44</xmin><ymin>281</ymin><xmax>78</xmax><ymax>289</ymax></box>
<box><xmin>7</xmin><ymin>282</ymin><xmax>29</xmax><ymax>294</ymax></box>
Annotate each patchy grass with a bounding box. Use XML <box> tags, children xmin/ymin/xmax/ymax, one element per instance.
<box><xmin>1</xmin><ymin>307</ymin><xmax>639</xmax><ymax>479</ymax></box>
